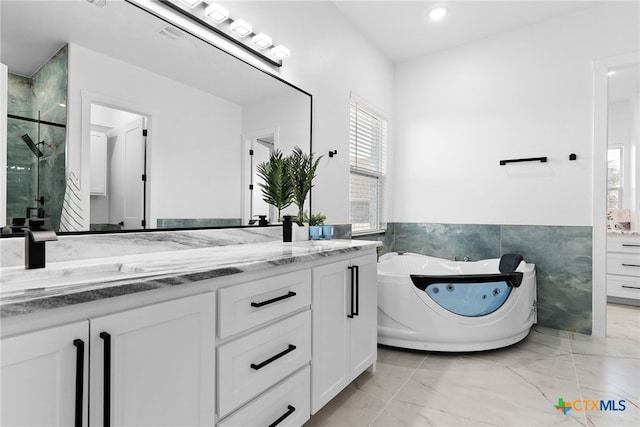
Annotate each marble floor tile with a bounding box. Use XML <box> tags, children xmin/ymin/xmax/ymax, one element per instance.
<box><xmin>304</xmin><ymin>304</ymin><xmax>639</xmax><ymax>427</ymax></box>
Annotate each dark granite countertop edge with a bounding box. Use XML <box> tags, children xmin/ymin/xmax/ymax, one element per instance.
<box><xmin>1</xmin><ymin>244</ymin><xmax>377</xmax><ymax>319</ymax></box>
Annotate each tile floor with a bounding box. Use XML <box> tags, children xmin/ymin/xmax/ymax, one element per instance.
<box><xmin>305</xmin><ymin>303</ymin><xmax>640</xmax><ymax>427</ymax></box>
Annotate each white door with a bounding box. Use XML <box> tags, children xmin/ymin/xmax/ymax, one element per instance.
<box><xmin>348</xmin><ymin>255</ymin><xmax>378</xmax><ymax>377</ymax></box>
<box><xmin>311</xmin><ymin>260</ymin><xmax>350</xmax><ymax>414</ymax></box>
<box><xmin>1</xmin><ymin>321</ymin><xmax>89</xmax><ymax>427</ymax></box>
<box><xmin>122</xmin><ymin>117</ymin><xmax>145</xmax><ymax>229</ymax></box>
<box><xmin>89</xmin><ymin>294</ymin><xmax>215</xmax><ymax>427</ymax></box>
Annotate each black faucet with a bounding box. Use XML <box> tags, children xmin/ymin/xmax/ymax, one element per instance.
<box><xmin>24</xmin><ymin>219</ymin><xmax>57</xmax><ymax>269</ymax></box>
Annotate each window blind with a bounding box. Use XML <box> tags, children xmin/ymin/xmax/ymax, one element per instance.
<box><xmin>349</xmin><ymin>100</ymin><xmax>387</xmax><ymax>234</ymax></box>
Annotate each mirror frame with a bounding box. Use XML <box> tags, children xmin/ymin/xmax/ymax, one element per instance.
<box><xmin>2</xmin><ymin>0</ymin><xmax>313</xmax><ymax>237</ymax></box>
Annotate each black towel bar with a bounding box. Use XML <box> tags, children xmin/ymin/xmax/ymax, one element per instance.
<box><xmin>499</xmin><ymin>157</ymin><xmax>547</xmax><ymax>166</ymax></box>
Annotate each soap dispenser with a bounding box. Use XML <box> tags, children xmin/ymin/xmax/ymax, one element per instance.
<box><xmin>282</xmin><ymin>215</ymin><xmax>293</xmax><ymax>242</ymax></box>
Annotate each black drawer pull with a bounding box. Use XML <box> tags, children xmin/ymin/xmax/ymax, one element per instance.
<box><xmin>269</xmin><ymin>405</ymin><xmax>296</xmax><ymax>427</ymax></box>
<box><xmin>622</xmin><ymin>244</ymin><xmax>640</xmax><ymax>247</ymax></box>
<box><xmin>347</xmin><ymin>266</ymin><xmax>355</xmax><ymax>318</ymax></box>
<box><xmin>100</xmin><ymin>332</ymin><xmax>111</xmax><ymax>427</ymax></box>
<box><xmin>621</xmin><ymin>285</ymin><xmax>640</xmax><ymax>290</ymax></box>
<box><xmin>250</xmin><ymin>344</ymin><xmax>296</xmax><ymax>370</ymax></box>
<box><xmin>251</xmin><ymin>291</ymin><xmax>296</xmax><ymax>308</ymax></box>
<box><xmin>621</xmin><ymin>263</ymin><xmax>640</xmax><ymax>268</ymax></box>
<box><xmin>73</xmin><ymin>339</ymin><xmax>85</xmax><ymax>427</ymax></box>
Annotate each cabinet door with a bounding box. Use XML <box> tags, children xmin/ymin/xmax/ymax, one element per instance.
<box><xmin>1</xmin><ymin>321</ymin><xmax>89</xmax><ymax>427</ymax></box>
<box><xmin>90</xmin><ymin>293</ymin><xmax>215</xmax><ymax>427</ymax></box>
<box><xmin>349</xmin><ymin>254</ymin><xmax>378</xmax><ymax>377</ymax></box>
<box><xmin>311</xmin><ymin>259</ymin><xmax>350</xmax><ymax>414</ymax></box>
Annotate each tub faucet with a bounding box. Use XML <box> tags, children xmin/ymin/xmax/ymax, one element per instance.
<box><xmin>24</xmin><ymin>219</ymin><xmax>57</xmax><ymax>269</ymax></box>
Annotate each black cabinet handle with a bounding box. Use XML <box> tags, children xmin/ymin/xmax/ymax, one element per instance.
<box><xmin>250</xmin><ymin>344</ymin><xmax>296</xmax><ymax>370</ymax></box>
<box><xmin>347</xmin><ymin>266</ymin><xmax>355</xmax><ymax>318</ymax></box>
<box><xmin>73</xmin><ymin>339</ymin><xmax>85</xmax><ymax>427</ymax></box>
<box><xmin>251</xmin><ymin>291</ymin><xmax>296</xmax><ymax>308</ymax></box>
<box><xmin>622</xmin><ymin>285</ymin><xmax>640</xmax><ymax>290</ymax></box>
<box><xmin>621</xmin><ymin>263</ymin><xmax>640</xmax><ymax>268</ymax></box>
<box><xmin>354</xmin><ymin>265</ymin><xmax>360</xmax><ymax>317</ymax></box>
<box><xmin>268</xmin><ymin>405</ymin><xmax>296</xmax><ymax>427</ymax></box>
<box><xmin>622</xmin><ymin>244</ymin><xmax>640</xmax><ymax>247</ymax></box>
<box><xmin>100</xmin><ymin>332</ymin><xmax>111</xmax><ymax>427</ymax></box>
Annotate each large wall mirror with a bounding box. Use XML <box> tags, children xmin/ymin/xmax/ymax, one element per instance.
<box><xmin>1</xmin><ymin>0</ymin><xmax>312</xmax><ymax>234</ymax></box>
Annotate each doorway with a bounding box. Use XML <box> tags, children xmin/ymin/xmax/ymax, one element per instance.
<box><xmin>242</xmin><ymin>128</ymin><xmax>279</xmax><ymax>225</ymax></box>
<box><xmin>593</xmin><ymin>52</ymin><xmax>640</xmax><ymax>337</ymax></box>
<box><xmin>89</xmin><ymin>103</ymin><xmax>148</xmax><ymax>231</ymax></box>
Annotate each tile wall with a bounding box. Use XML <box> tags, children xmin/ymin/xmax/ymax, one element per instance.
<box><xmin>356</xmin><ymin>223</ymin><xmax>593</xmax><ymax>334</ymax></box>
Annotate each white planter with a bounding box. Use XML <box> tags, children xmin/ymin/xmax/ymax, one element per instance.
<box><xmin>293</xmin><ymin>223</ymin><xmax>309</xmax><ymax>241</ymax></box>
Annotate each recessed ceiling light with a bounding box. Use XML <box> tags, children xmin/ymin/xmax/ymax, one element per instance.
<box><xmin>608</xmin><ymin>70</ymin><xmax>617</xmax><ymax>76</ymax></box>
<box><xmin>429</xmin><ymin>7</ymin><xmax>447</xmax><ymax>21</ymax></box>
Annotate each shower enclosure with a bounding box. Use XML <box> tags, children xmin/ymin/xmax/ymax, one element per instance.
<box><xmin>6</xmin><ymin>46</ymin><xmax>67</xmax><ymax>232</ymax></box>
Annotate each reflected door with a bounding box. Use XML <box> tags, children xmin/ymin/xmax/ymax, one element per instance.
<box><xmin>108</xmin><ymin>117</ymin><xmax>145</xmax><ymax>230</ymax></box>
<box><xmin>123</xmin><ymin>118</ymin><xmax>145</xmax><ymax>229</ymax></box>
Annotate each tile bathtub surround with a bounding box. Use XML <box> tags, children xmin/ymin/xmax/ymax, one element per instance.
<box><xmin>372</xmin><ymin>223</ymin><xmax>593</xmax><ymax>334</ymax></box>
<box><xmin>305</xmin><ymin>303</ymin><xmax>640</xmax><ymax>427</ymax></box>
<box><xmin>156</xmin><ymin>218</ymin><xmax>242</xmax><ymax>228</ymax></box>
<box><xmin>0</xmin><ymin>226</ymin><xmax>282</xmax><ymax>268</ymax></box>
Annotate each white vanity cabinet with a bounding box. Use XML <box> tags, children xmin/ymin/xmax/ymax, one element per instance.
<box><xmin>607</xmin><ymin>234</ymin><xmax>640</xmax><ymax>302</ymax></box>
<box><xmin>0</xmin><ymin>293</ymin><xmax>215</xmax><ymax>427</ymax></box>
<box><xmin>0</xmin><ymin>241</ymin><xmax>380</xmax><ymax>427</ymax></box>
<box><xmin>310</xmin><ymin>253</ymin><xmax>377</xmax><ymax>413</ymax></box>
<box><xmin>1</xmin><ymin>321</ymin><xmax>89</xmax><ymax>427</ymax></box>
<box><xmin>90</xmin><ymin>292</ymin><xmax>216</xmax><ymax>426</ymax></box>
<box><xmin>216</xmin><ymin>270</ymin><xmax>312</xmax><ymax>425</ymax></box>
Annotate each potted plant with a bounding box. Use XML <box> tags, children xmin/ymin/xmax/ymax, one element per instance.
<box><xmin>308</xmin><ymin>212</ymin><xmax>326</xmax><ymax>240</ymax></box>
<box><xmin>289</xmin><ymin>146</ymin><xmax>323</xmax><ymax>222</ymax></box>
<box><xmin>256</xmin><ymin>149</ymin><xmax>293</xmax><ymax>222</ymax></box>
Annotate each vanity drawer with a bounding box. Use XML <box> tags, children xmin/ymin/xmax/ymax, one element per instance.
<box><xmin>217</xmin><ymin>310</ymin><xmax>311</xmax><ymax>417</ymax></box>
<box><xmin>608</xmin><ymin>239</ymin><xmax>640</xmax><ymax>254</ymax></box>
<box><xmin>218</xmin><ymin>270</ymin><xmax>311</xmax><ymax>339</ymax></box>
<box><xmin>607</xmin><ymin>254</ymin><xmax>640</xmax><ymax>277</ymax></box>
<box><xmin>607</xmin><ymin>274</ymin><xmax>640</xmax><ymax>300</ymax></box>
<box><xmin>218</xmin><ymin>366</ymin><xmax>310</xmax><ymax>427</ymax></box>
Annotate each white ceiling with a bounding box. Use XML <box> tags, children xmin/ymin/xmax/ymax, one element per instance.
<box><xmin>331</xmin><ymin>0</ymin><xmax>601</xmax><ymax>64</ymax></box>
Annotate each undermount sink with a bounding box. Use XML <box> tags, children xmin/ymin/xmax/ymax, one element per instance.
<box><xmin>0</xmin><ymin>262</ymin><xmax>132</xmax><ymax>295</ymax></box>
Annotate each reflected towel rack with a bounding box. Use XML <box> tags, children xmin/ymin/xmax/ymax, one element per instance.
<box><xmin>499</xmin><ymin>156</ymin><xmax>547</xmax><ymax>166</ymax></box>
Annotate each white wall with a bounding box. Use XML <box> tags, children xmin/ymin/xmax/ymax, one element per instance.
<box><xmin>222</xmin><ymin>1</ymin><xmax>395</xmax><ymax>224</ymax></box>
<box><xmin>67</xmin><ymin>43</ymin><xmax>243</xmax><ymax>229</ymax></box>
<box><xmin>394</xmin><ymin>2</ymin><xmax>640</xmax><ymax>226</ymax></box>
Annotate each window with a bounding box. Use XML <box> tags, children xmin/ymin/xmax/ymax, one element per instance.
<box><xmin>607</xmin><ymin>146</ymin><xmax>623</xmax><ymax>209</ymax></box>
<box><xmin>349</xmin><ymin>98</ymin><xmax>387</xmax><ymax>234</ymax></box>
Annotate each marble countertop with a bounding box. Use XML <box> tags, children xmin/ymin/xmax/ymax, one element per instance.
<box><xmin>0</xmin><ymin>239</ymin><xmax>380</xmax><ymax>319</ymax></box>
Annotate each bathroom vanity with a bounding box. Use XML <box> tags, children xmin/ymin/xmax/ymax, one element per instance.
<box><xmin>607</xmin><ymin>233</ymin><xmax>640</xmax><ymax>305</ymax></box>
<box><xmin>0</xmin><ymin>237</ymin><xmax>379</xmax><ymax>426</ymax></box>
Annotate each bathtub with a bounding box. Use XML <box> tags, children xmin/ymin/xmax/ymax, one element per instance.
<box><xmin>377</xmin><ymin>252</ymin><xmax>537</xmax><ymax>352</ymax></box>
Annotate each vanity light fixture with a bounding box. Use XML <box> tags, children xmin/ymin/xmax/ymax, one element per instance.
<box><xmin>428</xmin><ymin>7</ymin><xmax>448</xmax><ymax>20</ymax></box>
<box><xmin>252</xmin><ymin>33</ymin><xmax>273</xmax><ymax>49</ymax></box>
<box><xmin>271</xmin><ymin>45</ymin><xmax>290</xmax><ymax>59</ymax></box>
<box><xmin>159</xmin><ymin>0</ymin><xmax>290</xmax><ymax>66</ymax></box>
<box><xmin>204</xmin><ymin>3</ymin><xmax>229</xmax><ymax>23</ymax></box>
<box><xmin>230</xmin><ymin>19</ymin><xmax>252</xmax><ymax>37</ymax></box>
<box><xmin>180</xmin><ymin>0</ymin><xmax>202</xmax><ymax>7</ymax></box>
